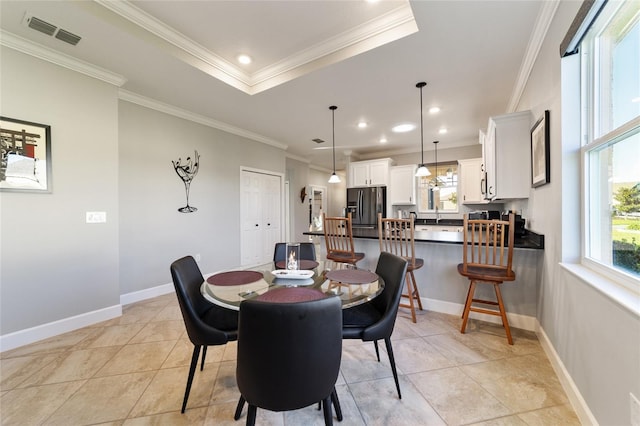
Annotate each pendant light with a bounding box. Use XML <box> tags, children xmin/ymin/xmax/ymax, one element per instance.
<box><xmin>415</xmin><ymin>82</ymin><xmax>431</xmax><ymax>177</ymax></box>
<box><xmin>328</xmin><ymin>105</ymin><xmax>341</xmax><ymax>183</ymax></box>
<box><xmin>432</xmin><ymin>140</ymin><xmax>440</xmax><ymax>191</ymax></box>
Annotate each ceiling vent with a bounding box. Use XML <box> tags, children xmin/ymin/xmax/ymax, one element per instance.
<box><xmin>27</xmin><ymin>16</ymin><xmax>56</xmax><ymax>36</ymax></box>
<box><xmin>55</xmin><ymin>29</ymin><xmax>81</xmax><ymax>46</ymax></box>
<box><xmin>23</xmin><ymin>13</ymin><xmax>81</xmax><ymax>46</ymax></box>
<box><xmin>312</xmin><ymin>138</ymin><xmax>325</xmax><ymax>144</ymax></box>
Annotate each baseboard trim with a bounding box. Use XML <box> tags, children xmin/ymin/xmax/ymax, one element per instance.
<box><xmin>120</xmin><ymin>283</ymin><xmax>174</xmax><ymax>306</ymax></box>
<box><xmin>536</xmin><ymin>325</ymin><xmax>598</xmax><ymax>425</ymax></box>
<box><xmin>0</xmin><ymin>304</ymin><xmax>122</xmax><ymax>353</ymax></box>
<box><xmin>422</xmin><ymin>297</ymin><xmax>538</xmax><ymax>332</ymax></box>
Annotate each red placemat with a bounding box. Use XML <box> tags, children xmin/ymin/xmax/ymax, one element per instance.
<box><xmin>274</xmin><ymin>260</ymin><xmax>319</xmax><ymax>270</ymax></box>
<box><xmin>325</xmin><ymin>269</ymin><xmax>378</xmax><ymax>284</ymax></box>
<box><xmin>256</xmin><ymin>287</ymin><xmax>326</xmax><ymax>303</ymax></box>
<box><xmin>206</xmin><ymin>271</ymin><xmax>263</xmax><ymax>286</ymax></box>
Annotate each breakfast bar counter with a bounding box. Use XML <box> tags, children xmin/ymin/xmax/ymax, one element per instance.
<box><xmin>305</xmin><ymin>224</ymin><xmax>544</xmax><ymax>250</ymax></box>
<box><xmin>304</xmin><ymin>225</ymin><xmax>544</xmax><ymax>331</ymax></box>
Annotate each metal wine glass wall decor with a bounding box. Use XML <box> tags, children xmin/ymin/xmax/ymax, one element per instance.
<box><xmin>172</xmin><ymin>150</ymin><xmax>200</xmax><ymax>213</ymax></box>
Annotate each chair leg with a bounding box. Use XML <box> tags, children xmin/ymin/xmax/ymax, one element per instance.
<box><xmin>246</xmin><ymin>404</ymin><xmax>257</xmax><ymax>426</ymax></box>
<box><xmin>409</xmin><ymin>271</ymin><xmax>423</xmax><ymax>311</ymax></box>
<box><xmin>322</xmin><ymin>395</ymin><xmax>334</xmax><ymax>426</ymax></box>
<box><xmin>462</xmin><ymin>284</ymin><xmax>472</xmax><ymax>318</ymax></box>
<box><xmin>331</xmin><ymin>388</ymin><xmax>343</xmax><ymax>421</ymax></box>
<box><xmin>373</xmin><ymin>340</ymin><xmax>380</xmax><ymax>362</ymax></box>
<box><xmin>460</xmin><ymin>281</ymin><xmax>476</xmax><ymax>334</ymax></box>
<box><xmin>494</xmin><ymin>283</ymin><xmax>513</xmax><ymax>345</ymax></box>
<box><xmin>181</xmin><ymin>345</ymin><xmax>201</xmax><ymax>413</ymax></box>
<box><xmin>384</xmin><ymin>337</ymin><xmax>401</xmax><ymax>399</ymax></box>
<box><xmin>234</xmin><ymin>396</ymin><xmax>245</xmax><ymax>420</ymax></box>
<box><xmin>200</xmin><ymin>346</ymin><xmax>207</xmax><ymax>371</ymax></box>
<box><xmin>401</xmin><ymin>276</ymin><xmax>417</xmax><ymax>323</ymax></box>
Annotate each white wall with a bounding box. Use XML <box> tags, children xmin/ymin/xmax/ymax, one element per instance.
<box><xmin>516</xmin><ymin>2</ymin><xmax>640</xmax><ymax>425</ymax></box>
<box><xmin>1</xmin><ymin>47</ymin><xmax>120</xmax><ymax>335</ymax></box>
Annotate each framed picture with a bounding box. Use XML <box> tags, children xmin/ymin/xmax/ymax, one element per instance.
<box><xmin>0</xmin><ymin>117</ymin><xmax>52</xmax><ymax>193</ymax></box>
<box><xmin>531</xmin><ymin>110</ymin><xmax>550</xmax><ymax>188</ymax></box>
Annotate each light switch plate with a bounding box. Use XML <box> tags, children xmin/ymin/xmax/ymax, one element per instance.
<box><xmin>86</xmin><ymin>211</ymin><xmax>106</xmax><ymax>223</ymax></box>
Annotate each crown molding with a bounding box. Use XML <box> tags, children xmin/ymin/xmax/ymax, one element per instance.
<box><xmin>94</xmin><ymin>0</ymin><xmax>251</xmax><ymax>87</ymax></box>
<box><xmin>96</xmin><ymin>0</ymin><xmax>416</xmax><ymax>95</ymax></box>
<box><xmin>309</xmin><ymin>163</ymin><xmax>334</xmax><ymax>174</ymax></box>
<box><xmin>0</xmin><ymin>30</ymin><xmax>126</xmax><ymax>86</ymax></box>
<box><xmin>507</xmin><ymin>0</ymin><xmax>560</xmax><ymax>112</ymax></box>
<box><xmin>119</xmin><ymin>89</ymin><xmax>288</xmax><ymax>150</ymax></box>
<box><xmin>285</xmin><ymin>153</ymin><xmax>312</xmax><ymax>164</ymax></box>
<box><xmin>250</xmin><ymin>3</ymin><xmax>418</xmax><ymax>92</ymax></box>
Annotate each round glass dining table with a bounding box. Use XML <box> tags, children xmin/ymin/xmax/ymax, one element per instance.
<box><xmin>200</xmin><ymin>260</ymin><xmax>384</xmax><ymax>310</ymax></box>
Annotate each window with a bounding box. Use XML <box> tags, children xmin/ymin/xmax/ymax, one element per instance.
<box><xmin>581</xmin><ymin>0</ymin><xmax>640</xmax><ymax>290</ymax></box>
<box><xmin>418</xmin><ymin>162</ymin><xmax>458</xmax><ymax>213</ymax></box>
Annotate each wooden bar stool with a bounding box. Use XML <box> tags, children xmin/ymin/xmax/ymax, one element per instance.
<box><xmin>377</xmin><ymin>213</ymin><xmax>423</xmax><ymax>323</ymax></box>
<box><xmin>322</xmin><ymin>212</ymin><xmax>365</xmax><ymax>265</ymax></box>
<box><xmin>457</xmin><ymin>213</ymin><xmax>516</xmax><ymax>344</ymax></box>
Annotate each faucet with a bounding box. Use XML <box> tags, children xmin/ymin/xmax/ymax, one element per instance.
<box><xmin>435</xmin><ymin>206</ymin><xmax>441</xmax><ymax>224</ymax></box>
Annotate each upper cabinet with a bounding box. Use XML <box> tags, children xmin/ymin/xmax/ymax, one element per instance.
<box><xmin>389</xmin><ymin>165</ymin><xmax>417</xmax><ymax>205</ymax></box>
<box><xmin>458</xmin><ymin>158</ymin><xmax>488</xmax><ymax>204</ymax></box>
<box><xmin>482</xmin><ymin>111</ymin><xmax>532</xmax><ymax>200</ymax></box>
<box><xmin>349</xmin><ymin>158</ymin><xmax>393</xmax><ymax>188</ymax></box>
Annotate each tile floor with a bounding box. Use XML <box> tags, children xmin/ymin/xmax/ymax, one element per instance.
<box><xmin>0</xmin><ymin>294</ymin><xmax>580</xmax><ymax>425</ymax></box>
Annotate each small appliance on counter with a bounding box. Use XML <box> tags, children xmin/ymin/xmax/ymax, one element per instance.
<box><xmin>502</xmin><ymin>212</ymin><xmax>526</xmax><ymax>239</ymax></box>
<box><xmin>468</xmin><ymin>211</ymin><xmax>488</xmax><ymax>220</ymax></box>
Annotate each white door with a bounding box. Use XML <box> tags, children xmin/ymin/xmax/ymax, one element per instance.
<box><xmin>241</xmin><ymin>170</ymin><xmax>283</xmax><ymax>266</ymax></box>
<box><xmin>261</xmin><ymin>173</ymin><xmax>281</xmax><ymax>262</ymax></box>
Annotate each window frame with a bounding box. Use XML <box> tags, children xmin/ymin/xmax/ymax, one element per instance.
<box><xmin>579</xmin><ymin>0</ymin><xmax>640</xmax><ymax>294</ymax></box>
<box><xmin>416</xmin><ymin>161</ymin><xmax>459</xmax><ymax>213</ymax></box>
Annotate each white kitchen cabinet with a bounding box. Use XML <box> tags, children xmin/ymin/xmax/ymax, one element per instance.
<box><xmin>482</xmin><ymin>111</ymin><xmax>532</xmax><ymax>200</ymax></box>
<box><xmin>458</xmin><ymin>158</ymin><xmax>488</xmax><ymax>204</ymax></box>
<box><xmin>389</xmin><ymin>165</ymin><xmax>416</xmax><ymax>205</ymax></box>
<box><xmin>348</xmin><ymin>158</ymin><xmax>392</xmax><ymax>187</ymax></box>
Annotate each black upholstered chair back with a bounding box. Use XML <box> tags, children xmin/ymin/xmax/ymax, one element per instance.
<box><xmin>236</xmin><ymin>296</ymin><xmax>342</xmax><ymax>413</ymax></box>
<box><xmin>273</xmin><ymin>242</ymin><xmax>317</xmax><ymax>263</ymax></box>
<box><xmin>363</xmin><ymin>251</ymin><xmax>408</xmax><ymax>341</ymax></box>
<box><xmin>170</xmin><ymin>256</ymin><xmax>229</xmax><ymax>346</ymax></box>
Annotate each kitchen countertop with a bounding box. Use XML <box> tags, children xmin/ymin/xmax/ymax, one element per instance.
<box><xmin>304</xmin><ymin>224</ymin><xmax>544</xmax><ymax>250</ymax></box>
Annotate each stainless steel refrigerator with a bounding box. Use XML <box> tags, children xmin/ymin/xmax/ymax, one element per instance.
<box><xmin>346</xmin><ymin>186</ymin><xmax>386</xmax><ymax>228</ymax></box>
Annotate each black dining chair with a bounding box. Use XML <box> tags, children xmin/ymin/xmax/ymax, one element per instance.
<box><xmin>234</xmin><ymin>296</ymin><xmax>343</xmax><ymax>425</ymax></box>
<box><xmin>170</xmin><ymin>256</ymin><xmax>238</xmax><ymax>413</ymax></box>
<box><xmin>341</xmin><ymin>251</ymin><xmax>409</xmax><ymax>399</ymax></box>
<box><xmin>273</xmin><ymin>242</ymin><xmax>317</xmax><ymax>263</ymax></box>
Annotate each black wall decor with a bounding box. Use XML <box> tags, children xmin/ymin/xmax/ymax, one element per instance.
<box><xmin>172</xmin><ymin>150</ymin><xmax>200</xmax><ymax>213</ymax></box>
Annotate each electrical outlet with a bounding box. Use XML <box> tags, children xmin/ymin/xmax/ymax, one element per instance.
<box><xmin>86</xmin><ymin>211</ymin><xmax>106</xmax><ymax>223</ymax></box>
<box><xmin>195</xmin><ymin>254</ymin><xmax>201</xmax><ymax>262</ymax></box>
<box><xmin>631</xmin><ymin>393</ymin><xmax>640</xmax><ymax>426</ymax></box>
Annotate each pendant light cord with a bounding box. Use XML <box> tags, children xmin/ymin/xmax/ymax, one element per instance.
<box><xmin>434</xmin><ymin>140</ymin><xmax>438</xmax><ymax>187</ymax></box>
<box><xmin>330</xmin><ymin>105</ymin><xmax>337</xmax><ymax>173</ymax></box>
<box><xmin>420</xmin><ymin>85</ymin><xmax>424</xmax><ymax>165</ymax></box>
<box><xmin>416</xmin><ymin>82</ymin><xmax>426</xmax><ymax>166</ymax></box>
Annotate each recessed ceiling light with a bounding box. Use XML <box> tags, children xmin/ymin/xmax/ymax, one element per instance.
<box><xmin>237</xmin><ymin>54</ymin><xmax>252</xmax><ymax>65</ymax></box>
<box><xmin>429</xmin><ymin>107</ymin><xmax>440</xmax><ymax>114</ymax></box>
<box><xmin>439</xmin><ymin>128</ymin><xmax>448</xmax><ymax>134</ymax></box>
<box><xmin>358</xmin><ymin>121</ymin><xmax>367</xmax><ymax>129</ymax></box>
<box><xmin>380</xmin><ymin>137</ymin><xmax>387</xmax><ymax>144</ymax></box>
<box><xmin>392</xmin><ymin>123</ymin><xmax>415</xmax><ymax>133</ymax></box>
